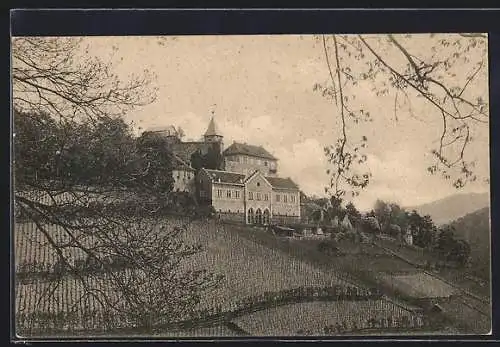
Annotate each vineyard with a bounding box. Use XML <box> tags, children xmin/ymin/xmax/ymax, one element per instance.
<box><xmin>232</xmin><ymin>300</ymin><xmax>427</xmax><ymax>336</ymax></box>
<box><xmin>14</xmin><ymin>215</ymin><xmax>363</xmax><ymax>335</ymax></box>
<box><xmin>15</xmin><ymin>209</ymin><xmax>461</xmax><ymax>336</ymax></box>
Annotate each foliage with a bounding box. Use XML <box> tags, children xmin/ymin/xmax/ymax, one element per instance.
<box><xmin>360</xmin><ymin>216</ymin><xmax>381</xmax><ymax>234</ymax></box>
<box><xmin>136</xmin><ymin>131</ymin><xmax>175</xmax><ymax>197</ymax></box>
<box><xmin>345</xmin><ymin>202</ymin><xmax>361</xmax><ymax>222</ymax></box>
<box><xmin>13</xmin><ymin>37</ymin><xmax>221</xmax><ymax>332</ymax></box>
<box><xmin>373</xmin><ymin>200</ymin><xmax>392</xmax><ymax>231</ymax></box>
<box><xmin>435</xmin><ymin>225</ymin><xmax>471</xmax><ymax>267</ymax></box>
<box><xmin>316</xmin><ymin>34</ymin><xmax>488</xmax><ymax>198</ymax></box>
<box><xmin>408</xmin><ymin>211</ymin><xmax>436</xmax><ymax>249</ymax></box>
<box><xmin>189</xmin><ymin>144</ymin><xmax>224</xmax><ymax>171</ymax></box>
<box><xmin>12</xmin><ymin>37</ymin><xmax>157</xmax><ymax>120</ymax></box>
<box><xmin>449</xmin><ymin>207</ymin><xmax>490</xmax><ymax>279</ymax></box>
<box><xmin>204</xmin><ymin>143</ymin><xmax>224</xmax><ymax>170</ymax></box>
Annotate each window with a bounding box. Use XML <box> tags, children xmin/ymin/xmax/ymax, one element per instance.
<box><xmin>257</xmin><ymin>182</ymin><xmax>260</xmax><ymax>187</ymax></box>
<box><xmin>264</xmin><ymin>193</ymin><xmax>269</xmax><ymax>201</ymax></box>
<box><xmin>217</xmin><ymin>189</ymin><xmax>223</xmax><ymax>198</ymax></box>
<box><xmin>264</xmin><ymin>161</ymin><xmax>268</xmax><ymax>166</ymax></box>
<box><xmin>227</xmin><ymin>190</ymin><xmax>231</xmax><ymax>198</ymax></box>
<box><xmin>249</xmin><ymin>192</ymin><xmax>253</xmax><ymax>200</ymax></box>
<box><xmin>235</xmin><ymin>191</ymin><xmax>240</xmax><ymax>199</ymax></box>
<box><xmin>276</xmin><ymin>194</ymin><xmax>280</xmax><ymax>202</ymax></box>
<box><xmin>256</xmin><ymin>193</ymin><xmax>261</xmax><ymax>201</ymax></box>
<box><xmin>291</xmin><ymin>195</ymin><xmax>296</xmax><ymax>203</ymax></box>
<box><xmin>284</xmin><ymin>195</ymin><xmax>288</xmax><ymax>203</ymax></box>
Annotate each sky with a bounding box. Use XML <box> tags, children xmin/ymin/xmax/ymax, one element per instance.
<box><xmin>78</xmin><ymin>34</ymin><xmax>489</xmax><ymax>211</ymax></box>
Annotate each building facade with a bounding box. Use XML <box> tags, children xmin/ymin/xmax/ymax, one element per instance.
<box><xmin>172</xmin><ymin>154</ymin><xmax>196</xmax><ymax>193</ymax></box>
<box><xmin>149</xmin><ymin>115</ymin><xmax>301</xmax><ymax>225</ymax></box>
<box><xmin>197</xmin><ymin>168</ymin><xmax>300</xmax><ymax>225</ymax></box>
<box><xmin>224</xmin><ymin>142</ymin><xmax>278</xmax><ymax>176</ymax></box>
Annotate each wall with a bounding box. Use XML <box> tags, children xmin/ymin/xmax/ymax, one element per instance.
<box><xmin>271</xmin><ymin>215</ymin><xmax>301</xmax><ymax>225</ymax></box>
<box><xmin>171</xmin><ymin>141</ymin><xmax>219</xmax><ymax>165</ymax></box>
<box><xmin>211</xmin><ymin>183</ymin><xmax>245</xmax><ymax>214</ymax></box>
<box><xmin>244</xmin><ymin>172</ymin><xmax>273</xmax><ymax>223</ymax></box>
<box><xmin>225</xmin><ymin>154</ymin><xmax>277</xmax><ymax>176</ymax></box>
<box><xmin>217</xmin><ymin>211</ymin><xmax>245</xmax><ymax>223</ymax></box>
<box><xmin>172</xmin><ymin>169</ymin><xmax>195</xmax><ymax>193</ymax></box>
<box><xmin>196</xmin><ymin>169</ymin><xmax>213</xmax><ymax>204</ymax></box>
<box><xmin>272</xmin><ymin>189</ymin><xmax>301</xmax><ymax>219</ymax></box>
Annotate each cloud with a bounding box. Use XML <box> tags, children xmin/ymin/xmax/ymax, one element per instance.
<box><xmin>274</xmin><ymin>138</ymin><xmax>330</xmax><ymax>197</ymax></box>
<box><xmin>106</xmin><ymin>35</ymin><xmax>489</xmax><ymax>211</ymax></box>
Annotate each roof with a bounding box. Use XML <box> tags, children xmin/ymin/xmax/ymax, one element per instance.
<box><xmin>204</xmin><ymin>169</ymin><xmax>246</xmax><ymax>185</ymax></box>
<box><xmin>265</xmin><ymin>176</ymin><xmax>299</xmax><ymax>190</ymax></box>
<box><xmin>144</xmin><ymin>125</ymin><xmax>178</xmax><ymax>136</ymax></box>
<box><xmin>224</xmin><ymin>142</ymin><xmax>277</xmax><ymax>160</ymax></box>
<box><xmin>204</xmin><ymin>117</ymin><xmax>222</xmax><ymax>137</ymax></box>
<box><xmin>172</xmin><ymin>154</ymin><xmax>195</xmax><ymax>171</ymax></box>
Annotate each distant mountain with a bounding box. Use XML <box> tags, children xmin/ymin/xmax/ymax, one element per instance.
<box><xmin>406</xmin><ymin>192</ymin><xmax>490</xmax><ymax>226</ymax></box>
<box><xmin>449</xmin><ymin>206</ymin><xmax>491</xmax><ymax>280</ymax></box>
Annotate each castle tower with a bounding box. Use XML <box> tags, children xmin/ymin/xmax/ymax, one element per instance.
<box><xmin>204</xmin><ymin>116</ymin><xmax>224</xmax><ymax>149</ymax></box>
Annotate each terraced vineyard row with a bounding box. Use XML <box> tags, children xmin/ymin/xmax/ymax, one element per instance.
<box><xmin>232</xmin><ymin>300</ymin><xmax>427</xmax><ymax>336</ymax></box>
<box><xmin>15</xmin><ymin>216</ymin><xmax>360</xmax><ymax>335</ymax></box>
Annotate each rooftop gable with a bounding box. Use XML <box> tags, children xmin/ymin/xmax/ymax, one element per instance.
<box><xmin>244</xmin><ymin>170</ymin><xmax>273</xmax><ymax>188</ymax></box>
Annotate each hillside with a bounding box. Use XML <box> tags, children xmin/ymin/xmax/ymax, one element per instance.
<box><xmin>15</xmin><ymin>217</ymin><xmax>442</xmax><ymax>336</ymax></box>
<box><xmin>449</xmin><ymin>206</ymin><xmax>491</xmax><ymax>280</ymax></box>
<box><xmin>406</xmin><ymin>192</ymin><xmax>489</xmax><ymax>226</ymax></box>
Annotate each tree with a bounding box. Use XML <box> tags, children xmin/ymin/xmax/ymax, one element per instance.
<box><xmin>373</xmin><ymin>199</ymin><xmax>392</xmax><ymax>232</ymax></box>
<box><xmin>407</xmin><ymin>210</ymin><xmax>436</xmax><ymax>248</ymax></box>
<box><xmin>389</xmin><ymin>203</ymin><xmax>409</xmax><ymax>230</ymax></box>
<box><xmin>449</xmin><ymin>239</ymin><xmax>471</xmax><ymax>267</ymax></box>
<box><xmin>190</xmin><ymin>149</ymin><xmax>205</xmax><ymax>171</ymax></box>
<box><xmin>436</xmin><ymin>225</ymin><xmax>457</xmax><ymax>258</ymax></box>
<box><xmin>345</xmin><ymin>201</ymin><xmax>361</xmax><ymax>226</ymax></box>
<box><xmin>360</xmin><ymin>216</ymin><xmax>381</xmax><ymax>234</ymax></box>
<box><xmin>316</xmin><ymin>34</ymin><xmax>488</xmax><ymax>199</ymax></box>
<box><xmin>136</xmin><ymin>131</ymin><xmax>175</xmax><ymax>198</ymax></box>
<box><xmin>13</xmin><ymin>37</ymin><xmax>222</xmax><ymax>333</ymax></box>
<box><xmin>204</xmin><ymin>143</ymin><xmax>224</xmax><ymax>170</ymax></box>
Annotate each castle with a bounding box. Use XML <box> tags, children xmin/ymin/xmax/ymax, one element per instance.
<box><xmin>143</xmin><ymin>116</ymin><xmax>301</xmax><ymax>225</ymax></box>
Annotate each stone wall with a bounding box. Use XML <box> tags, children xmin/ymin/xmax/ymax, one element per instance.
<box><xmin>217</xmin><ymin>211</ymin><xmax>245</xmax><ymax>223</ymax></box>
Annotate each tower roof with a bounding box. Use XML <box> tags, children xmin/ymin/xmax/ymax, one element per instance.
<box><xmin>204</xmin><ymin>116</ymin><xmax>222</xmax><ymax>137</ymax></box>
